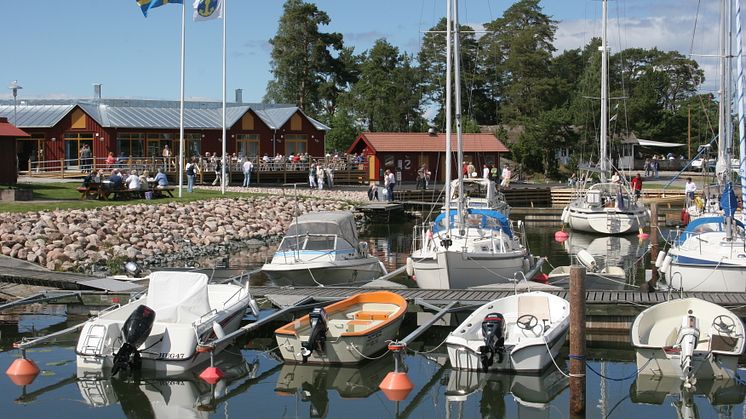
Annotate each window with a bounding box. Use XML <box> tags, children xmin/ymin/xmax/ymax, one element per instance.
<box><xmin>236</xmin><ymin>134</ymin><xmax>259</xmax><ymax>158</ymax></box>
<box><xmin>146</xmin><ymin>133</ymin><xmax>175</xmax><ymax>158</ymax></box>
<box><xmin>64</xmin><ymin>132</ymin><xmax>94</xmax><ymax>165</ymax></box>
<box><xmin>185</xmin><ymin>133</ymin><xmax>202</xmax><ymax>158</ymax></box>
<box><xmin>71</xmin><ymin>109</ymin><xmax>86</xmax><ymax>129</ymax></box>
<box><xmin>241</xmin><ymin>113</ymin><xmax>254</xmax><ymax>130</ymax></box>
<box><xmin>290</xmin><ymin>114</ymin><xmax>302</xmax><ymax>131</ymax></box>
<box><xmin>116</xmin><ymin>133</ymin><xmax>145</xmax><ymax>157</ymax></box>
<box><xmin>285</xmin><ymin>134</ymin><xmax>307</xmax><ymax>155</ymax></box>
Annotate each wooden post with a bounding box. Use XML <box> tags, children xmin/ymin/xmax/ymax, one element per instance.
<box><xmin>27</xmin><ymin>159</ymin><xmax>32</xmax><ymax>177</ymax></box>
<box><xmin>647</xmin><ymin>203</ymin><xmax>659</xmax><ymax>290</ymax></box>
<box><xmin>60</xmin><ymin>159</ymin><xmax>65</xmax><ymax>179</ymax></box>
<box><xmin>569</xmin><ymin>265</ymin><xmax>586</xmax><ymax>417</ymax></box>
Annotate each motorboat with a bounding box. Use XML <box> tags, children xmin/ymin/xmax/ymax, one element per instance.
<box><xmin>446</xmin><ymin>291</ymin><xmax>569</xmax><ymax>372</ymax></box>
<box><xmin>545</xmin><ymin>248</ymin><xmax>628</xmax><ymax>290</ymax></box>
<box><xmin>76</xmin><ymin>271</ymin><xmax>258</xmax><ymax>375</ymax></box>
<box><xmin>631</xmin><ymin>374</ymin><xmax>745</xmax><ymax>418</ymax></box>
<box><xmin>406</xmin><ymin>0</ymin><xmax>535</xmax><ymax>290</ymax></box>
<box><xmin>561</xmin><ymin>0</ymin><xmax>648</xmax><ymax>235</ymax></box>
<box><xmin>410</xmin><ymin>208</ymin><xmax>538</xmax><ymax>289</ymax></box>
<box><xmin>261</xmin><ymin>211</ymin><xmax>387</xmax><ymax>286</ymax></box>
<box><xmin>274</xmin><ymin>356</ymin><xmax>394</xmax><ymax>417</ymax></box>
<box><xmin>445</xmin><ymin>367</ymin><xmax>568</xmax><ymax>418</ymax></box>
<box><xmin>631</xmin><ymin>298</ymin><xmax>745</xmax><ymax>387</ymax></box>
<box><xmin>562</xmin><ymin>182</ymin><xmax>648</xmax><ymax>235</ymax></box>
<box><xmin>275</xmin><ymin>291</ymin><xmax>407</xmax><ymax>364</ymax></box>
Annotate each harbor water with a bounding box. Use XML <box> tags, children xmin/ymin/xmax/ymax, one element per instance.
<box><xmin>1</xmin><ymin>220</ymin><xmax>744</xmax><ymax>418</ymax></box>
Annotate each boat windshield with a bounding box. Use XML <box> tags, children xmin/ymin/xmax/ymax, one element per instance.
<box><xmin>278</xmin><ymin>234</ymin><xmax>346</xmax><ymax>252</ymax></box>
<box><xmin>433</xmin><ymin>208</ymin><xmax>513</xmax><ymax>238</ymax></box>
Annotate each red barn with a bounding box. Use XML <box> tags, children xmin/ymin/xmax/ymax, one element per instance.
<box><xmin>0</xmin><ymin>117</ymin><xmax>30</xmax><ymax>185</ymax></box>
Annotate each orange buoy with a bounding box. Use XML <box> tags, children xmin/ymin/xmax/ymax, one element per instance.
<box><xmin>379</xmin><ymin>342</ymin><xmax>413</xmax><ymax>401</ymax></box>
<box><xmin>199</xmin><ymin>366</ymin><xmax>224</xmax><ymax>384</ymax></box>
<box><xmin>6</xmin><ymin>358</ymin><xmax>40</xmax><ymax>386</ymax></box>
<box><xmin>554</xmin><ymin>231</ymin><xmax>569</xmax><ymax>242</ymax></box>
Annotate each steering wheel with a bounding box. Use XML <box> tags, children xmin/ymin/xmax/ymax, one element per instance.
<box><xmin>516</xmin><ymin>314</ymin><xmax>539</xmax><ymax>331</ymax></box>
<box><xmin>712</xmin><ymin>315</ymin><xmax>737</xmax><ymax>334</ymax></box>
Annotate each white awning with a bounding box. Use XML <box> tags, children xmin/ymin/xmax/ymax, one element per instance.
<box><xmin>635</xmin><ymin>139</ymin><xmax>685</xmax><ymax>148</ymax></box>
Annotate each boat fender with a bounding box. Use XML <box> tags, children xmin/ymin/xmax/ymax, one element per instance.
<box><xmin>681</xmin><ymin>208</ymin><xmax>690</xmax><ymax>226</ymax></box>
<box><xmin>212</xmin><ymin>322</ymin><xmax>226</xmax><ymax>339</ymax></box>
<box><xmin>661</xmin><ymin>254</ymin><xmax>673</xmax><ymax>273</ymax></box>
<box><xmin>249</xmin><ymin>299</ymin><xmax>260</xmax><ymax>317</ymax></box>
<box><xmin>112</xmin><ymin>305</ymin><xmax>156</xmax><ymax>376</ymax></box>
<box><xmin>300</xmin><ymin>307</ymin><xmax>328</xmax><ymax>363</ymax></box>
<box><xmin>406</xmin><ymin>257</ymin><xmax>414</xmax><ymax>277</ymax></box>
<box><xmin>522</xmin><ymin>257</ymin><xmax>531</xmax><ymax>273</ymax></box>
<box><xmin>479</xmin><ymin>313</ymin><xmax>505</xmax><ymax>372</ymax></box>
<box><xmin>655</xmin><ymin>251</ymin><xmax>667</xmax><ymax>269</ymax></box>
<box><xmin>359</xmin><ymin>241</ymin><xmax>369</xmax><ymax>257</ymax></box>
<box><xmin>576</xmin><ymin>250</ymin><xmax>598</xmax><ymax>272</ymax></box>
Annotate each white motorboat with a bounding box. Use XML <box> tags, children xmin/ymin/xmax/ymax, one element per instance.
<box><xmin>561</xmin><ymin>0</ymin><xmax>648</xmax><ymax>235</ymax></box>
<box><xmin>631</xmin><ymin>374</ymin><xmax>745</xmax><ymax>418</ymax></box>
<box><xmin>446</xmin><ymin>291</ymin><xmax>569</xmax><ymax>373</ymax></box>
<box><xmin>262</xmin><ymin>211</ymin><xmax>386</xmax><ymax>286</ymax></box>
<box><xmin>76</xmin><ymin>271</ymin><xmax>257</xmax><ymax>375</ymax></box>
<box><xmin>407</xmin><ymin>2</ymin><xmax>534</xmax><ymax>289</ymax></box>
<box><xmin>546</xmin><ymin>248</ymin><xmax>628</xmax><ymax>290</ymax></box>
<box><xmin>631</xmin><ymin>298</ymin><xmax>745</xmax><ymax>387</ymax></box>
<box><xmin>275</xmin><ymin>291</ymin><xmax>407</xmax><ymax>364</ymax></box>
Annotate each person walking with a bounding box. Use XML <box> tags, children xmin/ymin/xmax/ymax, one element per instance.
<box><xmin>386</xmin><ymin>169</ymin><xmax>396</xmax><ymax>201</ymax></box>
<box><xmin>212</xmin><ymin>156</ymin><xmax>222</xmax><ymax>186</ymax></box>
<box><xmin>242</xmin><ymin>158</ymin><xmax>253</xmax><ymax>188</ymax></box>
<box><xmin>186</xmin><ymin>158</ymin><xmax>199</xmax><ymax>193</ymax></box>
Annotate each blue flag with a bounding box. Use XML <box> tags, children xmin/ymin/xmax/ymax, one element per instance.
<box><xmin>137</xmin><ymin>0</ymin><xmax>183</xmax><ymax>17</ymax></box>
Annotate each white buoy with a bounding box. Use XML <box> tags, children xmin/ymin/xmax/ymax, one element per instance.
<box><xmin>406</xmin><ymin>257</ymin><xmax>414</xmax><ymax>277</ymax></box>
<box><xmin>212</xmin><ymin>322</ymin><xmax>226</xmax><ymax>339</ymax></box>
<box><xmin>661</xmin><ymin>254</ymin><xmax>673</xmax><ymax>272</ymax></box>
<box><xmin>576</xmin><ymin>250</ymin><xmax>598</xmax><ymax>272</ymax></box>
<box><xmin>655</xmin><ymin>251</ymin><xmax>667</xmax><ymax>268</ymax></box>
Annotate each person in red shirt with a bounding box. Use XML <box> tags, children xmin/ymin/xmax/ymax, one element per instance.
<box><xmin>630</xmin><ymin>173</ymin><xmax>643</xmax><ymax>201</ymax></box>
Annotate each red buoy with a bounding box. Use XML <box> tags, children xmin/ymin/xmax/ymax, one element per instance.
<box><xmin>199</xmin><ymin>366</ymin><xmax>224</xmax><ymax>384</ymax></box>
<box><xmin>554</xmin><ymin>231</ymin><xmax>569</xmax><ymax>242</ymax></box>
<box><xmin>532</xmin><ymin>272</ymin><xmax>549</xmax><ymax>284</ymax></box>
<box><xmin>379</xmin><ymin>372</ymin><xmax>414</xmax><ymax>401</ymax></box>
<box><xmin>6</xmin><ymin>358</ymin><xmax>40</xmax><ymax>386</ymax></box>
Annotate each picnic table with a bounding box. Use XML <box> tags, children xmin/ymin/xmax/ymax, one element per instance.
<box><xmin>77</xmin><ymin>183</ymin><xmax>175</xmax><ymax>200</ymax></box>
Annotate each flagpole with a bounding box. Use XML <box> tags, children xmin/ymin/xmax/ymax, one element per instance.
<box><xmin>178</xmin><ymin>1</ymin><xmax>186</xmax><ymax>198</ymax></box>
<box><xmin>221</xmin><ymin>0</ymin><xmax>227</xmax><ymax>194</ymax></box>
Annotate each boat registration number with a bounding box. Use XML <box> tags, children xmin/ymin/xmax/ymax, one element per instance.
<box><xmin>158</xmin><ymin>352</ymin><xmax>186</xmax><ymax>359</ymax></box>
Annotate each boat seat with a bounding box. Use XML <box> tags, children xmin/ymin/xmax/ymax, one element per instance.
<box><xmin>354</xmin><ymin>311</ymin><xmax>390</xmax><ymax>321</ymax></box>
<box><xmin>518</xmin><ymin>295</ymin><xmax>551</xmax><ymax>321</ymax></box>
<box><xmin>346</xmin><ymin>319</ymin><xmax>373</xmax><ymax>333</ymax></box>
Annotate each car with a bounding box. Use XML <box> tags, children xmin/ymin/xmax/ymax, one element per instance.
<box><xmin>691</xmin><ymin>158</ymin><xmax>715</xmax><ymax>172</ymax></box>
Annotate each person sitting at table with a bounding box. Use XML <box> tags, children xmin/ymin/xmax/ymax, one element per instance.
<box><xmin>139</xmin><ymin>170</ymin><xmax>150</xmax><ymax>191</ymax></box>
<box><xmin>126</xmin><ymin>170</ymin><xmax>142</xmax><ymax>191</ymax></box>
<box><xmin>109</xmin><ymin>169</ymin><xmax>123</xmax><ymax>190</ymax></box>
<box><xmin>154</xmin><ymin>168</ymin><xmax>169</xmax><ymax>188</ymax></box>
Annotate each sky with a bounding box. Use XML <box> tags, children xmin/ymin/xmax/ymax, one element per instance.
<box><xmin>0</xmin><ymin>0</ymin><xmax>723</xmax><ymax>103</ymax></box>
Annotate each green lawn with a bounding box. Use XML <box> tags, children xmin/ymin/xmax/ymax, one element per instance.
<box><xmin>0</xmin><ymin>182</ymin><xmax>252</xmax><ymax>213</ymax></box>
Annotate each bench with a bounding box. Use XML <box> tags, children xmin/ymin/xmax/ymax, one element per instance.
<box><xmin>354</xmin><ymin>311</ymin><xmax>390</xmax><ymax>321</ymax></box>
<box><xmin>78</xmin><ymin>185</ymin><xmax>111</xmax><ymax>200</ymax></box>
<box><xmin>152</xmin><ymin>186</ymin><xmax>175</xmax><ymax>198</ymax></box>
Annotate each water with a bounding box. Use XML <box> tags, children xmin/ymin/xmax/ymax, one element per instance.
<box><xmin>1</xmin><ymin>221</ymin><xmax>743</xmax><ymax>418</ymax></box>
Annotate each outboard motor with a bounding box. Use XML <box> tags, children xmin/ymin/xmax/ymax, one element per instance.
<box><xmin>300</xmin><ymin>308</ymin><xmax>328</xmax><ymax>363</ymax></box>
<box><xmin>478</xmin><ymin>313</ymin><xmax>505</xmax><ymax>372</ymax></box>
<box><xmin>111</xmin><ymin>305</ymin><xmax>156</xmax><ymax>376</ymax></box>
<box><xmin>676</xmin><ymin>311</ymin><xmax>700</xmax><ymax>388</ymax></box>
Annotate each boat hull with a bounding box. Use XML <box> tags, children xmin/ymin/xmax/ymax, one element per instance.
<box><xmin>665</xmin><ymin>261</ymin><xmax>746</xmax><ymax>292</ymax></box>
<box><xmin>635</xmin><ymin>348</ymin><xmax>739</xmax><ymax>380</ymax></box>
<box><xmin>447</xmin><ymin>330</ymin><xmax>566</xmax><ymax>373</ymax></box>
<box><xmin>263</xmin><ymin>258</ymin><xmax>385</xmax><ymax>287</ymax></box>
<box><xmin>564</xmin><ymin>206</ymin><xmax>646</xmax><ymax>235</ymax></box>
<box><xmin>412</xmin><ymin>250</ymin><xmax>528</xmax><ymax>289</ymax></box>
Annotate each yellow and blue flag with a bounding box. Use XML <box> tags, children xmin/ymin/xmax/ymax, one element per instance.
<box><xmin>137</xmin><ymin>0</ymin><xmax>183</xmax><ymax>17</ymax></box>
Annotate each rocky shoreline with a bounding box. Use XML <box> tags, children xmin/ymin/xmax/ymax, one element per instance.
<box><xmin>0</xmin><ymin>188</ymin><xmax>369</xmax><ymax>273</ymax></box>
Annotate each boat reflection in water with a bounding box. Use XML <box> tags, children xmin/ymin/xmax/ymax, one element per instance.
<box><xmin>76</xmin><ymin>349</ymin><xmax>264</xmax><ymax>417</ymax></box>
<box><xmin>445</xmin><ymin>367</ymin><xmax>567</xmax><ymax>419</ymax></box>
<box><xmin>631</xmin><ymin>374</ymin><xmax>745</xmax><ymax>419</ymax></box>
<box><xmin>274</xmin><ymin>355</ymin><xmax>394</xmax><ymax>418</ymax></box>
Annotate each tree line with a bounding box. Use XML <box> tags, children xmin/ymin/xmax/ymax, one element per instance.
<box><xmin>264</xmin><ymin>0</ymin><xmax>715</xmax><ymax>177</ymax></box>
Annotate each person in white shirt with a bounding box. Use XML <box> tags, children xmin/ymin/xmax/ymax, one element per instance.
<box><xmin>685</xmin><ymin>177</ymin><xmax>697</xmax><ymax>202</ymax></box>
<box><xmin>242</xmin><ymin>159</ymin><xmax>253</xmax><ymax>187</ymax></box>
<box><xmin>482</xmin><ymin>164</ymin><xmax>490</xmax><ymax>180</ymax></box>
<box><xmin>126</xmin><ymin>170</ymin><xmax>142</xmax><ymax>190</ymax></box>
<box><xmin>500</xmin><ymin>165</ymin><xmax>512</xmax><ymax>189</ymax></box>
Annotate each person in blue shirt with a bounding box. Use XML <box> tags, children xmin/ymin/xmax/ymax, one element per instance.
<box><xmin>109</xmin><ymin>169</ymin><xmax>123</xmax><ymax>189</ymax></box>
<box><xmin>154</xmin><ymin>168</ymin><xmax>169</xmax><ymax>188</ymax></box>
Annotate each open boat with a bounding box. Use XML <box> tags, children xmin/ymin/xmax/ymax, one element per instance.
<box><xmin>446</xmin><ymin>291</ymin><xmax>569</xmax><ymax>373</ymax></box>
<box><xmin>545</xmin><ymin>249</ymin><xmax>627</xmax><ymax>290</ymax></box>
<box><xmin>262</xmin><ymin>211</ymin><xmax>386</xmax><ymax>286</ymax></box>
<box><xmin>76</xmin><ymin>271</ymin><xmax>257</xmax><ymax>375</ymax></box>
<box><xmin>631</xmin><ymin>298</ymin><xmax>745</xmax><ymax>387</ymax></box>
<box><xmin>275</xmin><ymin>291</ymin><xmax>407</xmax><ymax>364</ymax></box>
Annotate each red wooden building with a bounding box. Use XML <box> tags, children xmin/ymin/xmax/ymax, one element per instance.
<box><xmin>347</xmin><ymin>132</ymin><xmax>509</xmax><ymax>183</ymax></box>
<box><xmin>0</xmin><ymin>117</ymin><xmax>30</xmax><ymax>185</ymax></box>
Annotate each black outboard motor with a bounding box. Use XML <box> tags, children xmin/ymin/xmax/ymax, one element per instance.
<box><xmin>479</xmin><ymin>313</ymin><xmax>505</xmax><ymax>372</ymax></box>
<box><xmin>300</xmin><ymin>308</ymin><xmax>328</xmax><ymax>363</ymax></box>
<box><xmin>111</xmin><ymin>305</ymin><xmax>156</xmax><ymax>376</ymax></box>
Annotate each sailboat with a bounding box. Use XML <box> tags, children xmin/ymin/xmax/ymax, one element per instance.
<box><xmin>561</xmin><ymin>0</ymin><xmax>648</xmax><ymax>235</ymax></box>
<box><xmin>660</xmin><ymin>0</ymin><xmax>746</xmax><ymax>292</ymax></box>
<box><xmin>407</xmin><ymin>0</ymin><xmax>536</xmax><ymax>290</ymax></box>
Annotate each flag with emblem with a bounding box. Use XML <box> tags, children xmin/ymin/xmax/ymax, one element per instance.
<box><xmin>136</xmin><ymin>0</ymin><xmax>183</xmax><ymax>17</ymax></box>
<box><xmin>193</xmin><ymin>0</ymin><xmax>224</xmax><ymax>21</ymax></box>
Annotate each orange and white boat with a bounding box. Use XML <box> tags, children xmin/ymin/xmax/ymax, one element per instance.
<box><xmin>275</xmin><ymin>291</ymin><xmax>407</xmax><ymax>364</ymax></box>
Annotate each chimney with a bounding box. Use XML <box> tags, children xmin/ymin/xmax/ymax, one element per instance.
<box><xmin>428</xmin><ymin>127</ymin><xmax>437</xmax><ymax>136</ymax></box>
<box><xmin>93</xmin><ymin>83</ymin><xmax>102</xmax><ymax>100</ymax></box>
<box><xmin>235</xmin><ymin>88</ymin><xmax>243</xmax><ymax>104</ymax></box>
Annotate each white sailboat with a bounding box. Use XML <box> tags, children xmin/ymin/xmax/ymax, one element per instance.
<box><xmin>660</xmin><ymin>0</ymin><xmax>746</xmax><ymax>292</ymax></box>
<box><xmin>408</xmin><ymin>0</ymin><xmax>535</xmax><ymax>290</ymax></box>
<box><xmin>561</xmin><ymin>0</ymin><xmax>648</xmax><ymax>235</ymax></box>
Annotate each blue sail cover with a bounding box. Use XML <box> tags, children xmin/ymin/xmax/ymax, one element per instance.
<box><xmin>677</xmin><ymin>215</ymin><xmax>745</xmax><ymax>245</ymax></box>
<box><xmin>432</xmin><ymin>208</ymin><xmax>513</xmax><ymax>238</ymax></box>
<box><xmin>721</xmin><ymin>182</ymin><xmax>738</xmax><ymax>217</ymax></box>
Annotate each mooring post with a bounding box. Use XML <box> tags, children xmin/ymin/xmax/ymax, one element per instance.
<box><xmin>648</xmin><ymin>203</ymin><xmax>659</xmax><ymax>290</ymax></box>
<box><xmin>569</xmin><ymin>265</ymin><xmax>586</xmax><ymax>417</ymax></box>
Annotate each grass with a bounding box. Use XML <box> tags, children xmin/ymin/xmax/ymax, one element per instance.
<box><xmin>0</xmin><ymin>182</ymin><xmax>252</xmax><ymax>213</ymax></box>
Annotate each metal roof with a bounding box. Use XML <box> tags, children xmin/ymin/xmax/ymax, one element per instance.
<box><xmin>0</xmin><ymin>99</ymin><xmax>330</xmax><ymax>131</ymax></box>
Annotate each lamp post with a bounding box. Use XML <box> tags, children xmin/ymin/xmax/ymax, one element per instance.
<box><xmin>8</xmin><ymin>80</ymin><xmax>22</xmax><ymax>126</ymax></box>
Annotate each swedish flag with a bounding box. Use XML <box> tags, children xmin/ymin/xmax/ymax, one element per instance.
<box><xmin>137</xmin><ymin>0</ymin><xmax>183</xmax><ymax>17</ymax></box>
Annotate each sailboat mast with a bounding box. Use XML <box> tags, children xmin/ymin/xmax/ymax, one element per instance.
<box><xmin>454</xmin><ymin>0</ymin><xmax>465</xmax><ymax>228</ymax></box>
<box><xmin>718</xmin><ymin>0</ymin><xmax>733</xmax><ymax>187</ymax></box>
<box><xmin>444</xmin><ymin>0</ymin><xmax>452</xmax><ymax>227</ymax></box>
<box><xmin>599</xmin><ymin>0</ymin><xmax>609</xmax><ymax>182</ymax></box>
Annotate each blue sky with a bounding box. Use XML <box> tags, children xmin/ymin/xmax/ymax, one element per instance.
<box><xmin>0</xmin><ymin>0</ymin><xmax>720</xmax><ymax>103</ymax></box>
